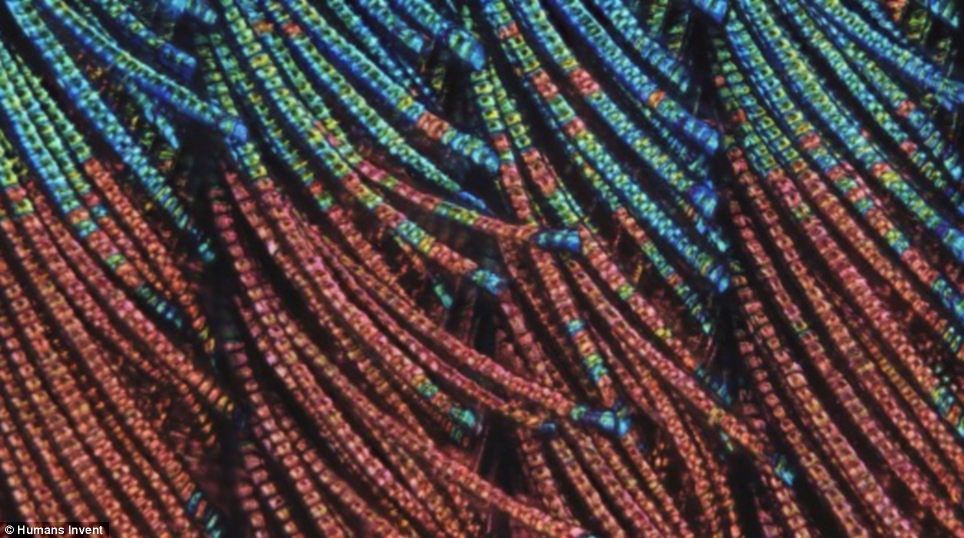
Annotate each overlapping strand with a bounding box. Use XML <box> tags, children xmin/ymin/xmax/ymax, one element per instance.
<box><xmin>0</xmin><ymin>0</ymin><xmax>960</xmax><ymax>536</ymax></box>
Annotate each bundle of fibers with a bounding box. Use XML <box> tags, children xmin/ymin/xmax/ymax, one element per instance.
<box><xmin>0</xmin><ymin>0</ymin><xmax>960</xmax><ymax>536</ymax></box>
<box><xmin>711</xmin><ymin>0</ymin><xmax>964</xmax><ymax>535</ymax></box>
